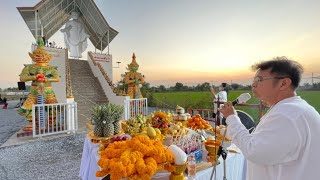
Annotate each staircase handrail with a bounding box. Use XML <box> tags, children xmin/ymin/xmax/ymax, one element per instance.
<box><xmin>96</xmin><ymin>63</ymin><xmax>118</xmax><ymax>94</ymax></box>
<box><xmin>88</xmin><ymin>52</ymin><xmax>120</xmax><ymax>95</ymax></box>
<box><xmin>66</xmin><ymin>52</ymin><xmax>73</xmax><ymax>98</ymax></box>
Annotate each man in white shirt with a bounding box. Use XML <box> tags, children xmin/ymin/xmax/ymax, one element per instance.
<box><xmin>210</xmin><ymin>83</ymin><xmax>228</xmax><ymax>125</ymax></box>
<box><xmin>220</xmin><ymin>57</ymin><xmax>320</xmax><ymax>180</ymax></box>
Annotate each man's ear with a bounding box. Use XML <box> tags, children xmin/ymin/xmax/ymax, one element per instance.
<box><xmin>280</xmin><ymin>78</ymin><xmax>292</xmax><ymax>90</ymax></box>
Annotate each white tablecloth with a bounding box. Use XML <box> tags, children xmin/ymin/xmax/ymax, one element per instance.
<box><xmin>79</xmin><ymin>137</ymin><xmax>246</xmax><ymax>180</ymax></box>
<box><xmin>79</xmin><ymin>137</ymin><xmax>102</xmax><ymax>180</ymax></box>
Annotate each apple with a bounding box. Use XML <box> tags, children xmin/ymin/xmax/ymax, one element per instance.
<box><xmin>111</xmin><ymin>136</ymin><xmax>118</xmax><ymax>142</ymax></box>
<box><xmin>121</xmin><ymin>136</ymin><xmax>129</xmax><ymax>141</ymax></box>
<box><xmin>36</xmin><ymin>74</ymin><xmax>44</xmax><ymax>78</ymax></box>
<box><xmin>115</xmin><ymin>136</ymin><xmax>122</xmax><ymax>141</ymax></box>
<box><xmin>121</xmin><ymin>134</ymin><xmax>132</xmax><ymax>141</ymax></box>
<box><xmin>37</xmin><ymin>78</ymin><xmax>45</xmax><ymax>82</ymax></box>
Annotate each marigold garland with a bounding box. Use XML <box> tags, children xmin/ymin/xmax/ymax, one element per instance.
<box><xmin>96</xmin><ymin>135</ymin><xmax>174</xmax><ymax>180</ymax></box>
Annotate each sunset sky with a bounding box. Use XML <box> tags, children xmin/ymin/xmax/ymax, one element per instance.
<box><xmin>0</xmin><ymin>0</ymin><xmax>320</xmax><ymax>89</ymax></box>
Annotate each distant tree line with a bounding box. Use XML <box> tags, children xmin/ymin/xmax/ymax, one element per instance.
<box><xmin>0</xmin><ymin>86</ymin><xmax>31</xmax><ymax>92</ymax></box>
<box><xmin>139</xmin><ymin>82</ymin><xmax>251</xmax><ymax>93</ymax></box>
<box><xmin>301</xmin><ymin>82</ymin><xmax>320</xmax><ymax>90</ymax></box>
<box><xmin>138</xmin><ymin>82</ymin><xmax>320</xmax><ymax>107</ymax></box>
<box><xmin>0</xmin><ymin>81</ymin><xmax>319</xmax><ymax>93</ymax></box>
<box><xmin>139</xmin><ymin>81</ymin><xmax>320</xmax><ymax>94</ymax></box>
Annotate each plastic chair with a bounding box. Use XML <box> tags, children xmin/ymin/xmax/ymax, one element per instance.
<box><xmin>236</xmin><ymin>110</ymin><xmax>256</xmax><ymax>133</ymax></box>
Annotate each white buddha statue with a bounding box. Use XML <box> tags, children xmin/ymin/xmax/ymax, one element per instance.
<box><xmin>61</xmin><ymin>12</ymin><xmax>89</xmax><ymax>58</ymax></box>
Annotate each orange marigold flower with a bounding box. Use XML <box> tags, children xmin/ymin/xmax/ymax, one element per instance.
<box><xmin>96</xmin><ymin>169</ymin><xmax>108</xmax><ymax>177</ymax></box>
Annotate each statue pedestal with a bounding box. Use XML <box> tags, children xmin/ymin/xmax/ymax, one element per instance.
<box><xmin>18</xmin><ymin>117</ymin><xmax>62</xmax><ymax>138</ymax></box>
<box><xmin>23</xmin><ymin>121</ymin><xmax>33</xmax><ymax>132</ymax></box>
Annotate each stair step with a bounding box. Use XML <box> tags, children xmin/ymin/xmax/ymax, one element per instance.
<box><xmin>69</xmin><ymin>59</ymin><xmax>110</xmax><ymax>121</ymax></box>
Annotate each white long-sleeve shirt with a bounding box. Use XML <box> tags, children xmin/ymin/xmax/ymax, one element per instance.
<box><xmin>226</xmin><ymin>96</ymin><xmax>320</xmax><ymax>180</ymax></box>
<box><xmin>214</xmin><ymin>91</ymin><xmax>227</xmax><ymax>113</ymax></box>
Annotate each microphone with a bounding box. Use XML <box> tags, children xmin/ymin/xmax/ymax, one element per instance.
<box><xmin>232</xmin><ymin>93</ymin><xmax>251</xmax><ymax>106</ymax></box>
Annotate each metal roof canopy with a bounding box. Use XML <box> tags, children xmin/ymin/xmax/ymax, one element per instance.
<box><xmin>17</xmin><ymin>0</ymin><xmax>118</xmax><ymax>51</ymax></box>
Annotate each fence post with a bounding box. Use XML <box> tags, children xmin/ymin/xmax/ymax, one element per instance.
<box><xmin>66</xmin><ymin>98</ymin><xmax>74</xmax><ymax>133</ymax></box>
<box><xmin>32</xmin><ymin>105</ymin><xmax>36</xmax><ymax>137</ymax></box>
<box><xmin>124</xmin><ymin>99</ymin><xmax>128</xmax><ymax>120</ymax></box>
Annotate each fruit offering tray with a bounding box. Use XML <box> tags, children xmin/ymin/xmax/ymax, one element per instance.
<box><xmin>87</xmin><ymin>131</ymin><xmax>124</xmax><ymax>144</ymax></box>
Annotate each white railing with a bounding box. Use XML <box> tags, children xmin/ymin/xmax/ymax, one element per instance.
<box><xmin>124</xmin><ymin>98</ymin><xmax>148</xmax><ymax>120</ymax></box>
<box><xmin>87</xmin><ymin>52</ymin><xmax>129</xmax><ymax>108</ymax></box>
<box><xmin>32</xmin><ymin>102</ymin><xmax>78</xmax><ymax>137</ymax></box>
<box><xmin>187</xmin><ymin>108</ymin><xmax>216</xmax><ymax>122</ymax></box>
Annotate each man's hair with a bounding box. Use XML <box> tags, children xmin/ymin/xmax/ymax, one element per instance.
<box><xmin>251</xmin><ymin>56</ymin><xmax>304</xmax><ymax>89</ymax></box>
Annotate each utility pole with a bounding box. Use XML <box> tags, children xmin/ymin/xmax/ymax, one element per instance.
<box><xmin>312</xmin><ymin>73</ymin><xmax>314</xmax><ymax>86</ymax></box>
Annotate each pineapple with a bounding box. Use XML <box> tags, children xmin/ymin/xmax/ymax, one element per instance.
<box><xmin>95</xmin><ymin>103</ymin><xmax>124</xmax><ymax>137</ymax></box>
<box><xmin>94</xmin><ymin>123</ymin><xmax>103</xmax><ymax>137</ymax></box>
<box><xmin>103</xmin><ymin>120</ymin><xmax>114</xmax><ymax>137</ymax></box>
<box><xmin>111</xmin><ymin>104</ymin><xmax>124</xmax><ymax>134</ymax></box>
<box><xmin>92</xmin><ymin>105</ymin><xmax>104</xmax><ymax>137</ymax></box>
<box><xmin>113</xmin><ymin>121</ymin><xmax>121</xmax><ymax>134</ymax></box>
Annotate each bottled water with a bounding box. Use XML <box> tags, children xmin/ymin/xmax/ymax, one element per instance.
<box><xmin>188</xmin><ymin>153</ymin><xmax>196</xmax><ymax>180</ymax></box>
<box><xmin>202</xmin><ymin>145</ymin><xmax>209</xmax><ymax>162</ymax></box>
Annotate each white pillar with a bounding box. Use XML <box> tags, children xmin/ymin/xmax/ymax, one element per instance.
<box><xmin>107</xmin><ymin>29</ymin><xmax>110</xmax><ymax>55</ymax></box>
<box><xmin>66</xmin><ymin>98</ymin><xmax>75</xmax><ymax>133</ymax></box>
<box><xmin>35</xmin><ymin>10</ymin><xmax>38</xmax><ymax>42</ymax></box>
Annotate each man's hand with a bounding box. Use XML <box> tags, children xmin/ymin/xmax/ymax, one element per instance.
<box><xmin>210</xmin><ymin>86</ymin><xmax>216</xmax><ymax>96</ymax></box>
<box><xmin>60</xmin><ymin>26</ymin><xmax>72</xmax><ymax>32</ymax></box>
<box><xmin>219</xmin><ymin>101</ymin><xmax>237</xmax><ymax>119</ymax></box>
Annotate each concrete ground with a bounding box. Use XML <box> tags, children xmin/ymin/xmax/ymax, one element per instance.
<box><xmin>0</xmin><ymin>134</ymin><xmax>84</xmax><ymax>180</ymax></box>
<box><xmin>0</xmin><ymin>101</ymin><xmax>172</xmax><ymax>180</ymax></box>
<box><xmin>0</xmin><ymin>101</ymin><xmax>28</xmax><ymax>146</ymax></box>
<box><xmin>0</xmin><ymin>101</ymin><xmax>84</xmax><ymax>180</ymax></box>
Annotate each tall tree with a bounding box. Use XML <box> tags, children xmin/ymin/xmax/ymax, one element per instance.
<box><xmin>174</xmin><ymin>82</ymin><xmax>184</xmax><ymax>91</ymax></box>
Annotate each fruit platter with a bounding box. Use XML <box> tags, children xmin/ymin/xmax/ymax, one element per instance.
<box><xmin>86</xmin><ymin>103</ymin><xmax>235</xmax><ymax>180</ymax></box>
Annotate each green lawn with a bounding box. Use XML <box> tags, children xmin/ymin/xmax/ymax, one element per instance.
<box><xmin>151</xmin><ymin>90</ymin><xmax>320</xmax><ymax>122</ymax></box>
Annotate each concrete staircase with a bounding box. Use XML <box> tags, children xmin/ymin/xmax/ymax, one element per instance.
<box><xmin>69</xmin><ymin>59</ymin><xmax>108</xmax><ymax>133</ymax></box>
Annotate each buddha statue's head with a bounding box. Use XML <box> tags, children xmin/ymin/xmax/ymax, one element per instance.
<box><xmin>127</xmin><ymin>53</ymin><xmax>139</xmax><ymax>72</ymax></box>
<box><xmin>29</xmin><ymin>37</ymin><xmax>52</xmax><ymax>65</ymax></box>
<box><xmin>71</xmin><ymin>12</ymin><xmax>79</xmax><ymax>20</ymax></box>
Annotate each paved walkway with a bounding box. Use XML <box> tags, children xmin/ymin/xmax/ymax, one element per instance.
<box><xmin>0</xmin><ymin>101</ymin><xmax>27</xmax><ymax>147</ymax></box>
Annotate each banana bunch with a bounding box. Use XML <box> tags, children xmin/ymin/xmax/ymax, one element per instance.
<box><xmin>124</xmin><ymin>114</ymin><xmax>148</xmax><ymax>136</ymax></box>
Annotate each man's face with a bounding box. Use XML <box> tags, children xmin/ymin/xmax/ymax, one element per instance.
<box><xmin>251</xmin><ymin>69</ymin><xmax>282</xmax><ymax>105</ymax></box>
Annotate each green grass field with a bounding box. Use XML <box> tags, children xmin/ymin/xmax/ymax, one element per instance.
<box><xmin>151</xmin><ymin>90</ymin><xmax>320</xmax><ymax>122</ymax></box>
